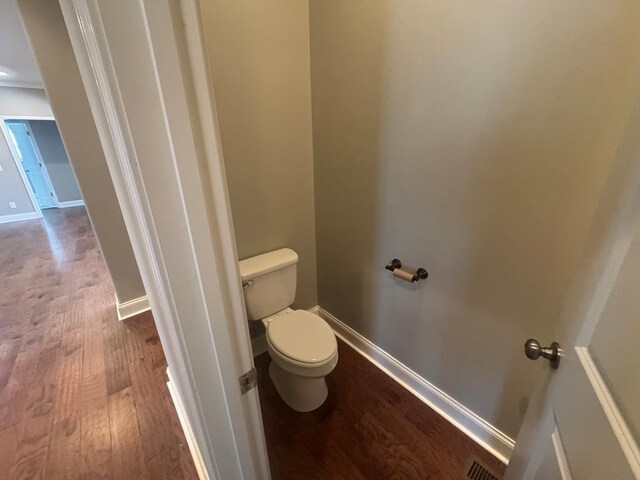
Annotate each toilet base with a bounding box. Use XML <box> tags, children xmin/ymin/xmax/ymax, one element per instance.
<box><xmin>269</xmin><ymin>361</ymin><xmax>328</xmax><ymax>412</ymax></box>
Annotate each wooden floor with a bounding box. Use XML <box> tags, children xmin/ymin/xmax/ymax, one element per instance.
<box><xmin>0</xmin><ymin>207</ymin><xmax>197</xmax><ymax>479</ymax></box>
<box><xmin>256</xmin><ymin>341</ymin><xmax>506</xmax><ymax>479</ymax></box>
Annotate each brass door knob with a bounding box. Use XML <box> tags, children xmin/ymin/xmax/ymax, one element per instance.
<box><xmin>524</xmin><ymin>339</ymin><xmax>561</xmax><ymax>369</ymax></box>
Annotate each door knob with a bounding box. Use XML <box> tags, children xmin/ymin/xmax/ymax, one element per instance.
<box><xmin>524</xmin><ymin>339</ymin><xmax>561</xmax><ymax>369</ymax></box>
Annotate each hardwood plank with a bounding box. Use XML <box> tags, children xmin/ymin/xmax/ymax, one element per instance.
<box><xmin>53</xmin><ymin>331</ymin><xmax>84</xmax><ymax>426</ymax></box>
<box><xmin>0</xmin><ymin>425</ymin><xmax>19</xmax><ymax>475</ymax></box>
<box><xmin>122</xmin><ymin>311</ymin><xmax>166</xmax><ymax>369</ymax></box>
<box><xmin>0</xmin><ymin>335</ymin><xmax>42</xmax><ymax>430</ymax></box>
<box><xmin>146</xmin><ymin>446</ymin><xmax>185</xmax><ymax>480</ymax></box>
<box><xmin>82</xmin><ymin>303</ymin><xmax>106</xmax><ymax>379</ymax></box>
<box><xmin>44</xmin><ymin>417</ymin><xmax>80</xmax><ymax>480</ymax></box>
<box><xmin>60</xmin><ymin>327</ymin><xmax>83</xmax><ymax>359</ymax></box>
<box><xmin>0</xmin><ymin>337</ymin><xmax>21</xmax><ymax>391</ymax></box>
<box><xmin>121</xmin><ymin>315</ymin><xmax>149</xmax><ymax>364</ymax></box>
<box><xmin>10</xmin><ymin>344</ymin><xmax>60</xmax><ymax>480</ymax></box>
<box><xmin>79</xmin><ymin>373</ymin><xmax>112</xmax><ymax>479</ymax></box>
<box><xmin>353</xmin><ymin>408</ymin><xmax>437</xmax><ymax>479</ymax></box>
<box><xmin>102</xmin><ymin>310</ymin><xmax>131</xmax><ymax>396</ymax></box>
<box><xmin>108</xmin><ymin>387</ymin><xmax>148</xmax><ymax>480</ymax></box>
<box><xmin>129</xmin><ymin>357</ymin><xmax>174</xmax><ymax>460</ymax></box>
<box><xmin>46</xmin><ymin>330</ymin><xmax>83</xmax><ymax>479</ymax></box>
<box><xmin>143</xmin><ymin>323</ymin><xmax>166</xmax><ymax>370</ymax></box>
<box><xmin>62</xmin><ymin>301</ymin><xmax>84</xmax><ymax>334</ymax></box>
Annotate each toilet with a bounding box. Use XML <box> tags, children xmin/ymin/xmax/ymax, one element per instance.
<box><xmin>239</xmin><ymin>248</ymin><xmax>338</xmax><ymax>412</ymax></box>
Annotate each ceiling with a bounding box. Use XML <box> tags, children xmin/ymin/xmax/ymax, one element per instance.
<box><xmin>0</xmin><ymin>0</ymin><xmax>43</xmax><ymax>88</ymax></box>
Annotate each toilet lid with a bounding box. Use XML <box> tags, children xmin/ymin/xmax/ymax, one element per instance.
<box><xmin>267</xmin><ymin>310</ymin><xmax>337</xmax><ymax>364</ymax></box>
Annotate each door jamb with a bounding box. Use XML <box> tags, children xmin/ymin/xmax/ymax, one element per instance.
<box><xmin>58</xmin><ymin>0</ymin><xmax>270</xmax><ymax>478</ymax></box>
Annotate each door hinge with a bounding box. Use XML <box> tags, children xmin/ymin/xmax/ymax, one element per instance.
<box><xmin>239</xmin><ymin>367</ymin><xmax>257</xmax><ymax>394</ymax></box>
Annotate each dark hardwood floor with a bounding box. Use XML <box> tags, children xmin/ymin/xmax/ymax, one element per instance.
<box><xmin>256</xmin><ymin>340</ymin><xmax>506</xmax><ymax>479</ymax></box>
<box><xmin>0</xmin><ymin>207</ymin><xmax>197</xmax><ymax>479</ymax></box>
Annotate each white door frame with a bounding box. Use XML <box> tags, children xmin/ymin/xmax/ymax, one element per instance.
<box><xmin>58</xmin><ymin>0</ymin><xmax>269</xmax><ymax>479</ymax></box>
<box><xmin>2</xmin><ymin>116</ymin><xmax>62</xmax><ymax>208</ymax></box>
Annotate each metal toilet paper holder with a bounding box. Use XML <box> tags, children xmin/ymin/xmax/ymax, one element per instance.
<box><xmin>385</xmin><ymin>259</ymin><xmax>428</xmax><ymax>283</ymax></box>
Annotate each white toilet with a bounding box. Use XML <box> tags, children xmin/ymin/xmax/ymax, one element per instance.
<box><xmin>239</xmin><ymin>248</ymin><xmax>338</xmax><ymax>412</ymax></box>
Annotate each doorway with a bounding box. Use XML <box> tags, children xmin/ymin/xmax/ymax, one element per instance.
<box><xmin>4</xmin><ymin>119</ymin><xmax>57</xmax><ymax>209</ymax></box>
<box><xmin>1</xmin><ymin>116</ymin><xmax>86</xmax><ymax>215</ymax></box>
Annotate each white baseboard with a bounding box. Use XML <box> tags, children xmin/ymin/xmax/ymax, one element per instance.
<box><xmin>166</xmin><ymin>368</ymin><xmax>211</xmax><ymax>480</ymax></box>
<box><xmin>116</xmin><ymin>295</ymin><xmax>150</xmax><ymax>321</ymax></box>
<box><xmin>311</xmin><ymin>305</ymin><xmax>515</xmax><ymax>464</ymax></box>
<box><xmin>57</xmin><ymin>199</ymin><xmax>85</xmax><ymax>208</ymax></box>
<box><xmin>0</xmin><ymin>211</ymin><xmax>41</xmax><ymax>225</ymax></box>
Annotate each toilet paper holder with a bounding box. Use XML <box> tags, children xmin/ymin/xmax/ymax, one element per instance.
<box><xmin>385</xmin><ymin>258</ymin><xmax>428</xmax><ymax>283</ymax></box>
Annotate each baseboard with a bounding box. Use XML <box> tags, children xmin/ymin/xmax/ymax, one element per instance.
<box><xmin>116</xmin><ymin>295</ymin><xmax>151</xmax><ymax>321</ymax></box>
<box><xmin>57</xmin><ymin>199</ymin><xmax>85</xmax><ymax>208</ymax></box>
<box><xmin>166</xmin><ymin>368</ymin><xmax>211</xmax><ymax>480</ymax></box>
<box><xmin>311</xmin><ymin>305</ymin><xmax>515</xmax><ymax>464</ymax></box>
<box><xmin>0</xmin><ymin>211</ymin><xmax>41</xmax><ymax>225</ymax></box>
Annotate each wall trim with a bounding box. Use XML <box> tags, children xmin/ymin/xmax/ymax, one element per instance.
<box><xmin>58</xmin><ymin>199</ymin><xmax>85</xmax><ymax>208</ymax></box>
<box><xmin>0</xmin><ymin>81</ymin><xmax>45</xmax><ymax>89</ymax></box>
<box><xmin>311</xmin><ymin>305</ymin><xmax>515</xmax><ymax>464</ymax></box>
<box><xmin>167</xmin><ymin>368</ymin><xmax>211</xmax><ymax>480</ymax></box>
<box><xmin>116</xmin><ymin>295</ymin><xmax>150</xmax><ymax>321</ymax></box>
<box><xmin>0</xmin><ymin>211</ymin><xmax>41</xmax><ymax>225</ymax></box>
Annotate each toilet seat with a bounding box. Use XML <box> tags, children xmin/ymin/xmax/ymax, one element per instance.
<box><xmin>267</xmin><ymin>310</ymin><xmax>337</xmax><ymax>365</ymax></box>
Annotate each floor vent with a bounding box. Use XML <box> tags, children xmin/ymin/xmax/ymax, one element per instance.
<box><xmin>465</xmin><ymin>458</ymin><xmax>499</xmax><ymax>480</ymax></box>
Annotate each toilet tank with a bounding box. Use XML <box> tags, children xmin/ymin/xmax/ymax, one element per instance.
<box><xmin>239</xmin><ymin>248</ymin><xmax>298</xmax><ymax>321</ymax></box>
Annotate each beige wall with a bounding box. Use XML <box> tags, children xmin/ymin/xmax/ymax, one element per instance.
<box><xmin>200</xmin><ymin>0</ymin><xmax>317</xmax><ymax>309</ymax></box>
<box><xmin>310</xmin><ymin>0</ymin><xmax>640</xmax><ymax>437</ymax></box>
<box><xmin>0</xmin><ymin>86</ymin><xmax>52</xmax><ymax>115</ymax></box>
<box><xmin>0</xmin><ymin>87</ymin><xmax>50</xmax><ymax>216</ymax></box>
<box><xmin>16</xmin><ymin>0</ymin><xmax>146</xmax><ymax>304</ymax></box>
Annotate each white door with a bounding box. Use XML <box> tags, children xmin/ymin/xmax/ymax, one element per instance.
<box><xmin>506</xmin><ymin>137</ymin><xmax>640</xmax><ymax>478</ymax></box>
<box><xmin>6</xmin><ymin>121</ymin><xmax>57</xmax><ymax>209</ymax></box>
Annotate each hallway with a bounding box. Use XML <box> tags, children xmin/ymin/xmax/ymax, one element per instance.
<box><xmin>0</xmin><ymin>207</ymin><xmax>197</xmax><ymax>479</ymax></box>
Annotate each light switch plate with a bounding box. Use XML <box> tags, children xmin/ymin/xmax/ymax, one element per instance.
<box><xmin>9</xmin><ymin>202</ymin><xmax>16</xmax><ymax>209</ymax></box>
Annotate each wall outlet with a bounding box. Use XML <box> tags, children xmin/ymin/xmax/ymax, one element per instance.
<box><xmin>9</xmin><ymin>202</ymin><xmax>16</xmax><ymax>209</ymax></box>
<box><xmin>0</xmin><ymin>165</ymin><xmax>4</xmax><ymax>172</ymax></box>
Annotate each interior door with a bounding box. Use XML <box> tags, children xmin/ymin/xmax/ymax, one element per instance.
<box><xmin>6</xmin><ymin>121</ymin><xmax>56</xmax><ymax>209</ymax></box>
<box><xmin>506</xmin><ymin>171</ymin><xmax>640</xmax><ymax>478</ymax></box>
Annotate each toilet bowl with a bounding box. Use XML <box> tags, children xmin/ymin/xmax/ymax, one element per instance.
<box><xmin>239</xmin><ymin>248</ymin><xmax>338</xmax><ymax>412</ymax></box>
<box><xmin>265</xmin><ymin>309</ymin><xmax>338</xmax><ymax>412</ymax></box>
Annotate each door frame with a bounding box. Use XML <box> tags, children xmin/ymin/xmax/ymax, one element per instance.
<box><xmin>1</xmin><ymin>116</ymin><xmax>61</xmax><ymax>210</ymax></box>
<box><xmin>58</xmin><ymin>0</ymin><xmax>270</xmax><ymax>478</ymax></box>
